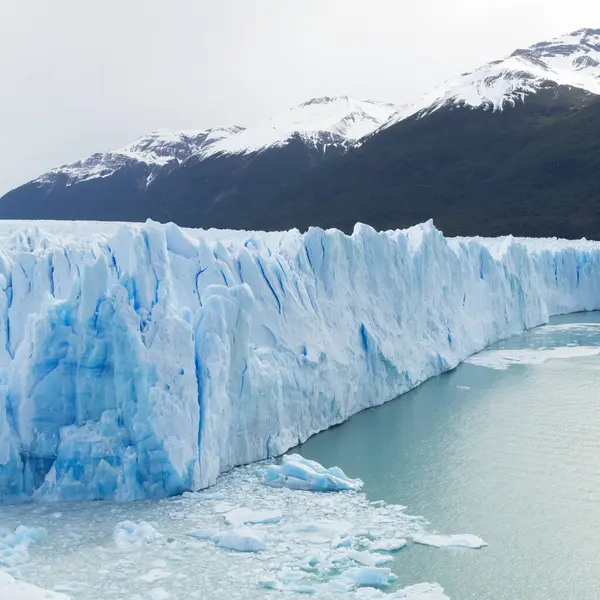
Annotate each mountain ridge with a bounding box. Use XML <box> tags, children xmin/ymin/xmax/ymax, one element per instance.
<box><xmin>29</xmin><ymin>97</ymin><xmax>404</xmax><ymax>191</ymax></box>
<box><xmin>2</xmin><ymin>27</ymin><xmax>600</xmax><ymax>239</ymax></box>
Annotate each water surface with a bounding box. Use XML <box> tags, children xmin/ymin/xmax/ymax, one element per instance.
<box><xmin>296</xmin><ymin>312</ymin><xmax>600</xmax><ymax>600</ymax></box>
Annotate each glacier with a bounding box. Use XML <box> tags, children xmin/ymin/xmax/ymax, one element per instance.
<box><xmin>1</xmin><ymin>219</ymin><xmax>600</xmax><ymax>502</ymax></box>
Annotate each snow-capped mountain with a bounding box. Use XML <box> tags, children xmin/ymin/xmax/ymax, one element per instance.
<box><xmin>27</xmin><ymin>28</ymin><xmax>600</xmax><ymax>192</ymax></box>
<box><xmin>33</xmin><ymin>97</ymin><xmax>402</xmax><ymax>188</ymax></box>
<box><xmin>414</xmin><ymin>27</ymin><xmax>600</xmax><ymax>115</ymax></box>
<box><xmin>202</xmin><ymin>96</ymin><xmax>404</xmax><ymax>156</ymax></box>
<box><xmin>2</xmin><ymin>28</ymin><xmax>600</xmax><ymax>239</ymax></box>
<box><xmin>34</xmin><ymin>127</ymin><xmax>241</xmax><ymax>188</ymax></box>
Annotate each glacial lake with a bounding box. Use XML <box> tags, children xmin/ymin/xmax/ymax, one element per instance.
<box><xmin>2</xmin><ymin>313</ymin><xmax>600</xmax><ymax>600</ymax></box>
<box><xmin>297</xmin><ymin>312</ymin><xmax>600</xmax><ymax>600</ymax></box>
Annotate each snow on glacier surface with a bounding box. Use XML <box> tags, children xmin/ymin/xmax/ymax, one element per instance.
<box><xmin>1</xmin><ymin>219</ymin><xmax>600</xmax><ymax>502</ymax></box>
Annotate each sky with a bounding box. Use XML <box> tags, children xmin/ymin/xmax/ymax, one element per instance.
<box><xmin>1</xmin><ymin>0</ymin><xmax>600</xmax><ymax>195</ymax></box>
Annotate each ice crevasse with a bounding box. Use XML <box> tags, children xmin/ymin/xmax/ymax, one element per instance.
<box><xmin>0</xmin><ymin>219</ymin><xmax>599</xmax><ymax>502</ymax></box>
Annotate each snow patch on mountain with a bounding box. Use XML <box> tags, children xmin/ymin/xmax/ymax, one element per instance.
<box><xmin>202</xmin><ymin>96</ymin><xmax>403</xmax><ymax>156</ymax></box>
<box><xmin>413</xmin><ymin>28</ymin><xmax>600</xmax><ymax>115</ymax></box>
<box><xmin>33</xmin><ymin>128</ymin><xmax>241</xmax><ymax>188</ymax></box>
<box><xmin>32</xmin><ymin>97</ymin><xmax>402</xmax><ymax>188</ymax></box>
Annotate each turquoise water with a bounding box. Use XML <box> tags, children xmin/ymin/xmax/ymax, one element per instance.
<box><xmin>295</xmin><ymin>313</ymin><xmax>600</xmax><ymax>600</ymax></box>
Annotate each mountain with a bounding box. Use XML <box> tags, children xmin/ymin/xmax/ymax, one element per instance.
<box><xmin>263</xmin><ymin>29</ymin><xmax>600</xmax><ymax>238</ymax></box>
<box><xmin>0</xmin><ymin>97</ymin><xmax>402</xmax><ymax>223</ymax></box>
<box><xmin>2</xmin><ymin>29</ymin><xmax>600</xmax><ymax>238</ymax></box>
<box><xmin>412</xmin><ymin>27</ymin><xmax>600</xmax><ymax>115</ymax></box>
<box><xmin>33</xmin><ymin>96</ymin><xmax>403</xmax><ymax>189</ymax></box>
<box><xmin>266</xmin><ymin>86</ymin><xmax>600</xmax><ymax>238</ymax></box>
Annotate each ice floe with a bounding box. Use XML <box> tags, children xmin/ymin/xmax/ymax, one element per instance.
<box><xmin>213</xmin><ymin>528</ymin><xmax>266</xmax><ymax>552</ymax></box>
<box><xmin>0</xmin><ymin>526</ymin><xmax>45</xmax><ymax>569</ymax></box>
<box><xmin>224</xmin><ymin>507</ymin><xmax>282</xmax><ymax>525</ymax></box>
<box><xmin>264</xmin><ymin>454</ymin><xmax>364</xmax><ymax>491</ymax></box>
<box><xmin>0</xmin><ymin>456</ymin><xmax>479</xmax><ymax>599</ymax></box>
<box><xmin>412</xmin><ymin>533</ymin><xmax>488</xmax><ymax>549</ymax></box>
<box><xmin>466</xmin><ymin>346</ymin><xmax>600</xmax><ymax>370</ymax></box>
<box><xmin>113</xmin><ymin>521</ymin><xmax>162</xmax><ymax>551</ymax></box>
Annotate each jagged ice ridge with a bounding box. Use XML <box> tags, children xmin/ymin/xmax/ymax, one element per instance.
<box><xmin>1</xmin><ymin>219</ymin><xmax>600</xmax><ymax>501</ymax></box>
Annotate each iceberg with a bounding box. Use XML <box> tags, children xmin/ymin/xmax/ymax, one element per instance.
<box><xmin>411</xmin><ymin>533</ymin><xmax>488</xmax><ymax>549</ymax></box>
<box><xmin>264</xmin><ymin>454</ymin><xmax>364</xmax><ymax>491</ymax></box>
<box><xmin>368</xmin><ymin>538</ymin><xmax>408</xmax><ymax>552</ymax></box>
<box><xmin>0</xmin><ymin>526</ymin><xmax>46</xmax><ymax>569</ymax></box>
<box><xmin>212</xmin><ymin>528</ymin><xmax>266</xmax><ymax>552</ymax></box>
<box><xmin>223</xmin><ymin>507</ymin><xmax>282</xmax><ymax>525</ymax></box>
<box><xmin>113</xmin><ymin>521</ymin><xmax>162</xmax><ymax>551</ymax></box>
<box><xmin>339</xmin><ymin>566</ymin><xmax>396</xmax><ymax>587</ymax></box>
<box><xmin>1</xmin><ymin>219</ymin><xmax>600</xmax><ymax>501</ymax></box>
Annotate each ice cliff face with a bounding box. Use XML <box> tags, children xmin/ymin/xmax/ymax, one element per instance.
<box><xmin>1</xmin><ymin>220</ymin><xmax>600</xmax><ymax>501</ymax></box>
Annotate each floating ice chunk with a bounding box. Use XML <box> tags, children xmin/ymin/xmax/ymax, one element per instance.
<box><xmin>349</xmin><ymin>550</ymin><xmax>394</xmax><ymax>566</ymax></box>
<box><xmin>283</xmin><ymin>520</ymin><xmax>352</xmax><ymax>543</ymax></box>
<box><xmin>182</xmin><ymin>492</ymin><xmax>226</xmax><ymax>501</ymax></box>
<box><xmin>52</xmin><ymin>582</ymin><xmax>87</xmax><ymax>593</ymax></box>
<box><xmin>213</xmin><ymin>528</ymin><xmax>265</xmax><ymax>552</ymax></box>
<box><xmin>0</xmin><ymin>526</ymin><xmax>46</xmax><ymax>568</ymax></box>
<box><xmin>211</xmin><ymin>502</ymin><xmax>237</xmax><ymax>514</ymax></box>
<box><xmin>352</xmin><ymin>582</ymin><xmax>450</xmax><ymax>599</ymax></box>
<box><xmin>264</xmin><ymin>454</ymin><xmax>364</xmax><ymax>492</ymax></box>
<box><xmin>412</xmin><ymin>533</ymin><xmax>487</xmax><ymax>549</ymax></box>
<box><xmin>466</xmin><ymin>346</ymin><xmax>600</xmax><ymax>370</ymax></box>
<box><xmin>369</xmin><ymin>537</ymin><xmax>408</xmax><ymax>552</ymax></box>
<box><xmin>541</xmin><ymin>323</ymin><xmax>600</xmax><ymax>333</ymax></box>
<box><xmin>185</xmin><ymin>528</ymin><xmax>219</xmax><ymax>540</ymax></box>
<box><xmin>332</xmin><ymin>534</ymin><xmax>353</xmax><ymax>548</ymax></box>
<box><xmin>0</xmin><ymin>572</ymin><xmax>70</xmax><ymax>600</ymax></box>
<box><xmin>224</xmin><ymin>507</ymin><xmax>282</xmax><ymax>525</ymax></box>
<box><xmin>339</xmin><ymin>566</ymin><xmax>396</xmax><ymax>587</ymax></box>
<box><xmin>260</xmin><ymin>579</ymin><xmax>317</xmax><ymax>594</ymax></box>
<box><xmin>132</xmin><ymin>589</ymin><xmax>171</xmax><ymax>600</ymax></box>
<box><xmin>113</xmin><ymin>521</ymin><xmax>162</xmax><ymax>551</ymax></box>
<box><xmin>400</xmin><ymin>583</ymin><xmax>451</xmax><ymax>600</ymax></box>
<box><xmin>138</xmin><ymin>569</ymin><xmax>171</xmax><ymax>583</ymax></box>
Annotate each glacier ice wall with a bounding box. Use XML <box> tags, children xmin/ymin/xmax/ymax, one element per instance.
<box><xmin>1</xmin><ymin>220</ymin><xmax>599</xmax><ymax>501</ymax></box>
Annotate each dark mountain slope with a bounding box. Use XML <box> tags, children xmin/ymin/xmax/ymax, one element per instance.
<box><xmin>0</xmin><ymin>97</ymin><xmax>396</xmax><ymax>225</ymax></box>
<box><xmin>259</xmin><ymin>87</ymin><xmax>600</xmax><ymax>238</ymax></box>
<box><xmin>0</xmin><ymin>165</ymin><xmax>150</xmax><ymax>222</ymax></box>
<box><xmin>143</xmin><ymin>137</ymin><xmax>345</xmax><ymax>228</ymax></box>
<box><xmin>0</xmin><ymin>138</ymin><xmax>344</xmax><ymax>226</ymax></box>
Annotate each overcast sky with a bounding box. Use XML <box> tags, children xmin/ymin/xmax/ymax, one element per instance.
<box><xmin>1</xmin><ymin>0</ymin><xmax>599</xmax><ymax>195</ymax></box>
